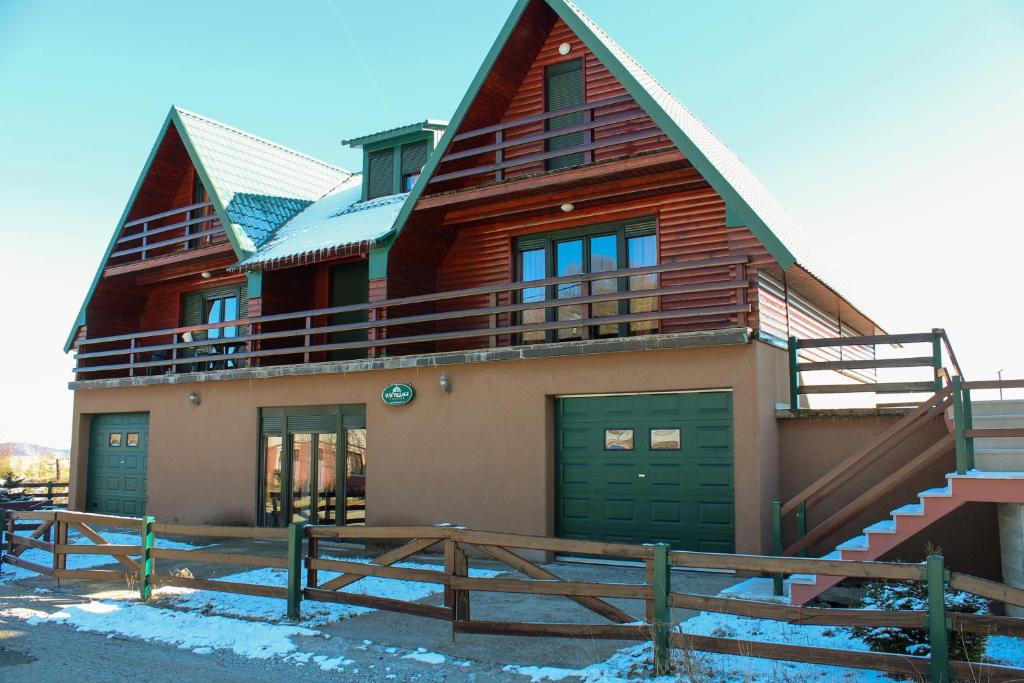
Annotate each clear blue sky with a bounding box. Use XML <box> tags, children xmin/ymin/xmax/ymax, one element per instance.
<box><xmin>1</xmin><ymin>0</ymin><xmax>1022</xmax><ymax>447</ymax></box>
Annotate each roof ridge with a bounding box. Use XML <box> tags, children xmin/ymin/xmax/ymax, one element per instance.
<box><xmin>173</xmin><ymin>106</ymin><xmax>353</xmax><ymax>177</ymax></box>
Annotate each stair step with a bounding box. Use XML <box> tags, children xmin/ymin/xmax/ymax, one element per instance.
<box><xmin>864</xmin><ymin>520</ymin><xmax>897</xmax><ymax>534</ymax></box>
<box><xmin>836</xmin><ymin>535</ymin><xmax>869</xmax><ymax>551</ymax></box>
<box><xmin>970</xmin><ymin>400</ymin><xmax>1024</xmax><ymax>417</ymax></box>
<box><xmin>919</xmin><ymin>486</ymin><xmax>953</xmax><ymax>498</ymax></box>
<box><xmin>786</xmin><ymin>573</ymin><xmax>817</xmax><ymax>585</ymax></box>
<box><xmin>947</xmin><ymin>470</ymin><xmax>1024</xmax><ymax>479</ymax></box>
<box><xmin>819</xmin><ymin>551</ymin><xmax>842</xmax><ymax>561</ymax></box>
<box><xmin>892</xmin><ymin>503</ymin><xmax>925</xmax><ymax>516</ymax></box>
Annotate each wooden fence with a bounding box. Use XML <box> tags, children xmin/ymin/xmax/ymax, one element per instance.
<box><xmin>3</xmin><ymin>511</ymin><xmax>1024</xmax><ymax>681</ymax></box>
<box><xmin>0</xmin><ymin>481</ymin><xmax>69</xmax><ymax>509</ymax></box>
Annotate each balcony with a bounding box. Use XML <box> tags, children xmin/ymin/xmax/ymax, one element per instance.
<box><xmin>428</xmin><ymin>94</ymin><xmax>671</xmax><ymax>194</ymax></box>
<box><xmin>72</xmin><ymin>255</ymin><xmax>751</xmax><ymax>382</ymax></box>
<box><xmin>105</xmin><ymin>200</ymin><xmax>229</xmax><ymax>275</ymax></box>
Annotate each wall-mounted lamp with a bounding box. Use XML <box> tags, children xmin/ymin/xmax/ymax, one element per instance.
<box><xmin>439</xmin><ymin>371</ymin><xmax>452</xmax><ymax>394</ymax></box>
<box><xmin>558</xmin><ymin>42</ymin><xmax>572</xmax><ymax>55</ymax></box>
<box><xmin>188</xmin><ymin>391</ymin><xmax>201</xmax><ymax>406</ymax></box>
<box><xmin>200</xmin><ymin>271</ymin><xmax>213</xmax><ymax>279</ymax></box>
<box><xmin>560</xmin><ymin>203</ymin><xmax>575</xmax><ymax>213</ymax></box>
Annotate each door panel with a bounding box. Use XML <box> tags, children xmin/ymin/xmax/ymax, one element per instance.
<box><xmin>555</xmin><ymin>392</ymin><xmax>734</xmax><ymax>551</ymax></box>
<box><xmin>88</xmin><ymin>413</ymin><xmax>149</xmax><ymax>516</ymax></box>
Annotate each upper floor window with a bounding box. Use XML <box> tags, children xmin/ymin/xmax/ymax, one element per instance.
<box><xmin>545</xmin><ymin>58</ymin><xmax>585</xmax><ymax>171</ymax></box>
<box><xmin>365</xmin><ymin>139</ymin><xmax>430</xmax><ymax>200</ymax></box>
<box><xmin>366</xmin><ymin>149</ymin><xmax>395</xmax><ymax>200</ymax></box>
<box><xmin>516</xmin><ymin>218</ymin><xmax>658</xmax><ymax>343</ymax></box>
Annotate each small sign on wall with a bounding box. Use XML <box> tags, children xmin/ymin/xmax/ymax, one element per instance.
<box><xmin>382</xmin><ymin>383</ymin><xmax>415</xmax><ymax>406</ymax></box>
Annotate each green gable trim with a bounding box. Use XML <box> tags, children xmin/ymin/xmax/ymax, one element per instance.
<box><xmin>380</xmin><ymin>0</ymin><xmax>798</xmax><ymax>284</ymax></box>
<box><xmin>545</xmin><ymin>0</ymin><xmax>796</xmax><ymax>269</ymax></box>
<box><xmin>368</xmin><ymin>246</ymin><xmax>389</xmax><ymax>279</ymax></box>
<box><xmin>62</xmin><ymin>107</ymin><xmax>250</xmax><ymax>353</ymax></box>
<box><xmin>246</xmin><ymin>271</ymin><xmax>263</xmax><ymax>298</ymax></box>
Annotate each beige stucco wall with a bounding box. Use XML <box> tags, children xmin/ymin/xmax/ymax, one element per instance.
<box><xmin>70</xmin><ymin>341</ymin><xmax>789</xmax><ymax>554</ymax></box>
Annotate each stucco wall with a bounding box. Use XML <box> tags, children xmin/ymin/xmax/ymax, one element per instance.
<box><xmin>70</xmin><ymin>341</ymin><xmax>788</xmax><ymax>554</ymax></box>
<box><xmin>777</xmin><ymin>413</ymin><xmax>1002</xmax><ymax>578</ymax></box>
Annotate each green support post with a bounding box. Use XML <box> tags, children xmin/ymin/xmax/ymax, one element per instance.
<box><xmin>963</xmin><ymin>386</ymin><xmax>975</xmax><ymax>469</ymax></box>
<box><xmin>139</xmin><ymin>515</ymin><xmax>155</xmax><ymax>601</ymax></box>
<box><xmin>0</xmin><ymin>509</ymin><xmax>6</xmax><ymax>579</ymax></box>
<box><xmin>931</xmin><ymin>329</ymin><xmax>943</xmax><ymax>392</ymax></box>
<box><xmin>652</xmin><ymin>542</ymin><xmax>671</xmax><ymax>676</ymax></box>
<box><xmin>926</xmin><ymin>554</ymin><xmax>950</xmax><ymax>683</ymax></box>
<box><xmin>287</xmin><ymin>522</ymin><xmax>304</xmax><ymax>621</ymax></box>
<box><xmin>788</xmin><ymin>336</ymin><xmax>800</xmax><ymax>409</ymax></box>
<box><xmin>771</xmin><ymin>501</ymin><xmax>784</xmax><ymax>596</ymax></box>
<box><xmin>951</xmin><ymin>376</ymin><xmax>969</xmax><ymax>475</ymax></box>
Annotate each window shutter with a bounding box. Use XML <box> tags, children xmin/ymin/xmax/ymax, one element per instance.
<box><xmin>367</xmin><ymin>149</ymin><xmax>395</xmax><ymax>199</ymax></box>
<box><xmin>545</xmin><ymin>59</ymin><xmax>585</xmax><ymax>170</ymax></box>
<box><xmin>182</xmin><ymin>291</ymin><xmax>204</xmax><ymax>328</ymax></box>
<box><xmin>284</xmin><ymin>414</ymin><xmax>338</xmax><ymax>434</ymax></box>
<box><xmin>400</xmin><ymin>141</ymin><xmax>428</xmax><ymax>176</ymax></box>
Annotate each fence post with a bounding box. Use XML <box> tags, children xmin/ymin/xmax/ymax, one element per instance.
<box><xmin>139</xmin><ymin>515</ymin><xmax>155</xmax><ymax>601</ymax></box>
<box><xmin>795</xmin><ymin>502</ymin><xmax>807</xmax><ymax>557</ymax></box>
<box><xmin>0</xmin><ymin>509</ymin><xmax>5</xmax><ymax>578</ymax></box>
<box><xmin>962</xmin><ymin>385</ymin><xmax>975</xmax><ymax>469</ymax></box>
<box><xmin>771</xmin><ymin>501</ymin><xmax>784</xmax><ymax>596</ymax></box>
<box><xmin>926</xmin><ymin>554</ymin><xmax>950</xmax><ymax>683</ymax></box>
<box><xmin>287</xmin><ymin>522</ymin><xmax>304</xmax><ymax>620</ymax></box>
<box><xmin>931</xmin><ymin>329</ymin><xmax>943</xmax><ymax>392</ymax></box>
<box><xmin>653</xmin><ymin>542</ymin><xmax>671</xmax><ymax>676</ymax></box>
<box><xmin>951</xmin><ymin>376</ymin><xmax>969</xmax><ymax>475</ymax></box>
<box><xmin>788</xmin><ymin>336</ymin><xmax>800</xmax><ymax>409</ymax></box>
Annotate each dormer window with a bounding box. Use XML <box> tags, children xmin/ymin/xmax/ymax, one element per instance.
<box><xmin>342</xmin><ymin>120</ymin><xmax>447</xmax><ymax>201</ymax></box>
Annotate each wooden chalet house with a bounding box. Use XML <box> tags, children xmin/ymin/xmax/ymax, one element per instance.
<box><xmin>64</xmin><ymin>0</ymin><xmax>1024</xmax><ymax>600</ymax></box>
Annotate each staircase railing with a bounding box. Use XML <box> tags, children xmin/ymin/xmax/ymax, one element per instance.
<box><xmin>958</xmin><ymin>377</ymin><xmax>1024</xmax><ymax>472</ymax></box>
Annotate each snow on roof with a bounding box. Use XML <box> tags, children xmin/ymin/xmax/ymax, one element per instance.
<box><xmin>175</xmin><ymin>107</ymin><xmax>353</xmax><ymax>250</ymax></box>
<box><xmin>233</xmin><ymin>176</ymin><xmax>408</xmax><ymax>271</ymax></box>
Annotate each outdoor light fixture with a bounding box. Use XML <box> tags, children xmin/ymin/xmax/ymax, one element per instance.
<box><xmin>560</xmin><ymin>203</ymin><xmax>574</xmax><ymax>212</ymax></box>
<box><xmin>439</xmin><ymin>371</ymin><xmax>452</xmax><ymax>393</ymax></box>
<box><xmin>200</xmin><ymin>271</ymin><xmax>212</xmax><ymax>279</ymax></box>
<box><xmin>558</xmin><ymin>42</ymin><xmax>571</xmax><ymax>55</ymax></box>
<box><xmin>188</xmin><ymin>391</ymin><xmax>201</xmax><ymax>406</ymax></box>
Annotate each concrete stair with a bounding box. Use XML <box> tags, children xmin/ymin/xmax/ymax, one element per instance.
<box><xmin>971</xmin><ymin>399</ymin><xmax>1024</xmax><ymax>470</ymax></box>
<box><xmin>787</xmin><ymin>470</ymin><xmax>1024</xmax><ymax>605</ymax></box>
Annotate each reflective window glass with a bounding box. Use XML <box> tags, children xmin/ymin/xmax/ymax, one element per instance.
<box><xmin>604</xmin><ymin>428</ymin><xmax>634</xmax><ymax>451</ymax></box>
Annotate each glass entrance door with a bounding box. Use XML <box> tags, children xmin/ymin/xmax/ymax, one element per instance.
<box><xmin>261</xmin><ymin>425</ymin><xmax>366</xmax><ymax>527</ymax></box>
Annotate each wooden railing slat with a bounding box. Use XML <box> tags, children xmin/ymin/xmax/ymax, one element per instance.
<box><xmin>450</xmin><ymin>94</ymin><xmax>633</xmax><ymax>141</ymax></box>
<box><xmin>122</xmin><ymin>200</ymin><xmax>213</xmax><ymax>228</ymax></box>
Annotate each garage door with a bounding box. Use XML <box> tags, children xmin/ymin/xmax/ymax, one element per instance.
<box><xmin>556</xmin><ymin>392</ymin><xmax>734</xmax><ymax>552</ymax></box>
<box><xmin>88</xmin><ymin>413</ymin><xmax>149</xmax><ymax>516</ymax></box>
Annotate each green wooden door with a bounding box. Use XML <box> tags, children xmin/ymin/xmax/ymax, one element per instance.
<box><xmin>556</xmin><ymin>392</ymin><xmax>734</xmax><ymax>551</ymax></box>
<box><xmin>329</xmin><ymin>261</ymin><xmax>370</xmax><ymax>361</ymax></box>
<box><xmin>87</xmin><ymin>413</ymin><xmax>149</xmax><ymax>516</ymax></box>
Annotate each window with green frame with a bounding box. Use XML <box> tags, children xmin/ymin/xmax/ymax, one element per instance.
<box><xmin>515</xmin><ymin>218</ymin><xmax>658</xmax><ymax>343</ymax></box>
<box><xmin>545</xmin><ymin>58</ymin><xmax>585</xmax><ymax>171</ymax></box>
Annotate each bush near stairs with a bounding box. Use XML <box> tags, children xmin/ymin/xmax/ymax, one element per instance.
<box><xmin>851</xmin><ymin>580</ymin><xmax>989</xmax><ymax>661</ymax></box>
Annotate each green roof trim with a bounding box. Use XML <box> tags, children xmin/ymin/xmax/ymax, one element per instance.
<box><xmin>382</xmin><ymin>0</ymin><xmax>802</xmax><ymax>272</ymax></box>
<box><xmin>62</xmin><ymin>110</ymin><xmax>245</xmax><ymax>352</ymax></box>
<box><xmin>342</xmin><ymin>120</ymin><xmax>448</xmax><ymax>149</ymax></box>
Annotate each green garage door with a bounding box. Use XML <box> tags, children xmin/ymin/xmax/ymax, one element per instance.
<box><xmin>87</xmin><ymin>413</ymin><xmax>149</xmax><ymax>516</ymax></box>
<box><xmin>556</xmin><ymin>392</ymin><xmax>734</xmax><ymax>552</ymax></box>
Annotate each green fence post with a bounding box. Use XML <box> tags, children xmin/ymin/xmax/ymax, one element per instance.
<box><xmin>771</xmin><ymin>501</ymin><xmax>784</xmax><ymax>596</ymax></box>
<box><xmin>0</xmin><ymin>509</ymin><xmax>6</xmax><ymax>579</ymax></box>
<box><xmin>931</xmin><ymin>329</ymin><xmax>943</xmax><ymax>392</ymax></box>
<box><xmin>926</xmin><ymin>554</ymin><xmax>950</xmax><ymax>683</ymax></box>
<box><xmin>951</xmin><ymin>376</ymin><xmax>968</xmax><ymax>475</ymax></box>
<box><xmin>788</xmin><ymin>336</ymin><xmax>800</xmax><ymax>409</ymax></box>
<box><xmin>652</xmin><ymin>542</ymin><xmax>671</xmax><ymax>676</ymax></box>
<box><xmin>963</xmin><ymin>386</ymin><xmax>975</xmax><ymax>470</ymax></box>
<box><xmin>287</xmin><ymin>522</ymin><xmax>304</xmax><ymax>621</ymax></box>
<box><xmin>139</xmin><ymin>515</ymin><xmax>155</xmax><ymax>601</ymax></box>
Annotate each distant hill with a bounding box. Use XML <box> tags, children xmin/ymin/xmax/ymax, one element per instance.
<box><xmin>0</xmin><ymin>442</ymin><xmax>70</xmax><ymax>459</ymax></box>
<box><xmin>0</xmin><ymin>442</ymin><xmax>70</xmax><ymax>482</ymax></box>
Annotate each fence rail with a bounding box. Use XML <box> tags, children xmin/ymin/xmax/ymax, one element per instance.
<box><xmin>74</xmin><ymin>254</ymin><xmax>751</xmax><ymax>378</ymax></box>
<box><xmin>3</xmin><ymin>510</ymin><xmax>1023</xmax><ymax>680</ymax></box>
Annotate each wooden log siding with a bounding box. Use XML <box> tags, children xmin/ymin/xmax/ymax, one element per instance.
<box><xmin>74</xmin><ymin>256</ymin><xmax>752</xmax><ymax>377</ymax></box>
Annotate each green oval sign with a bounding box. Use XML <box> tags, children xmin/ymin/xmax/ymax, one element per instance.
<box><xmin>382</xmin><ymin>383</ymin><xmax>415</xmax><ymax>406</ymax></box>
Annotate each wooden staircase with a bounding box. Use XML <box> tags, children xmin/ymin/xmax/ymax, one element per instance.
<box><xmin>788</xmin><ymin>470</ymin><xmax>1024</xmax><ymax>604</ymax></box>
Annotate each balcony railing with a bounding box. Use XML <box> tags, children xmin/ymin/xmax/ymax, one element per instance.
<box><xmin>430</xmin><ymin>94</ymin><xmax>666</xmax><ymax>186</ymax></box>
<box><xmin>73</xmin><ymin>255</ymin><xmax>751</xmax><ymax>379</ymax></box>
<box><xmin>107</xmin><ymin>200</ymin><xmax>226</xmax><ymax>265</ymax></box>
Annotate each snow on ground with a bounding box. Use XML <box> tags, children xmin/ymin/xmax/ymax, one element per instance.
<box><xmin>0</xmin><ymin>530</ymin><xmax>205</xmax><ymax>582</ymax></box>
<box><xmin>5</xmin><ymin>600</ymin><xmax>319</xmax><ymax>659</ymax></box>
<box><xmin>159</xmin><ymin>556</ymin><xmax>503</xmax><ymax>626</ymax></box>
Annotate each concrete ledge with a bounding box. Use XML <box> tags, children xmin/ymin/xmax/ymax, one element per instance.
<box><xmin>775</xmin><ymin>407</ymin><xmax>914</xmax><ymax>419</ymax></box>
<box><xmin>70</xmin><ymin>327</ymin><xmax>751</xmax><ymax>391</ymax></box>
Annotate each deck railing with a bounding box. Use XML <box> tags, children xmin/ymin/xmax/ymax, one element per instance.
<box><xmin>108</xmin><ymin>200</ymin><xmax>226</xmax><ymax>265</ymax></box>
<box><xmin>73</xmin><ymin>254</ymin><xmax>751</xmax><ymax>379</ymax></box>
<box><xmin>5</xmin><ymin>510</ymin><xmax>1024</xmax><ymax>681</ymax></box>
<box><xmin>430</xmin><ymin>94</ymin><xmax>665</xmax><ymax>186</ymax></box>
